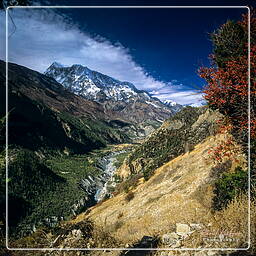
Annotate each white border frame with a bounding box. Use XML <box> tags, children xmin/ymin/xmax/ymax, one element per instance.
<box><xmin>5</xmin><ymin>5</ymin><xmax>251</xmax><ymax>252</ymax></box>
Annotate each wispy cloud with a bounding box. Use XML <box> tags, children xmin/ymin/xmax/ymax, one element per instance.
<box><xmin>0</xmin><ymin>8</ymin><xmax>203</xmax><ymax>105</ymax></box>
<box><xmin>150</xmin><ymin>85</ymin><xmax>204</xmax><ymax>105</ymax></box>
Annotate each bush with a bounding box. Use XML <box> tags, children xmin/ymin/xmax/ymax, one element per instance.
<box><xmin>116</xmin><ymin>173</ymin><xmax>141</xmax><ymax>194</ymax></box>
<box><xmin>212</xmin><ymin>166</ymin><xmax>248</xmax><ymax>210</ymax></box>
<box><xmin>125</xmin><ymin>191</ymin><xmax>135</xmax><ymax>202</ymax></box>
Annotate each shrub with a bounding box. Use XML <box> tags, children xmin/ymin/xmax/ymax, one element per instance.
<box><xmin>212</xmin><ymin>166</ymin><xmax>248</xmax><ymax>210</ymax></box>
<box><xmin>125</xmin><ymin>191</ymin><xmax>135</xmax><ymax>202</ymax></box>
<box><xmin>199</xmin><ymin>12</ymin><xmax>256</xmax><ymax>207</ymax></box>
<box><xmin>116</xmin><ymin>173</ymin><xmax>141</xmax><ymax>193</ymax></box>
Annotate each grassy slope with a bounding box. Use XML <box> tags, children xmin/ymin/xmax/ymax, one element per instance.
<box><xmin>4</xmin><ymin>106</ymin><xmax>253</xmax><ymax>254</ymax></box>
<box><xmin>115</xmin><ymin>107</ymin><xmax>222</xmax><ymax>195</ymax></box>
<box><xmin>72</xmin><ymin>133</ymin><xmax>249</xmax><ymax>249</ymax></box>
<box><xmin>127</xmin><ymin>107</ymin><xmax>215</xmax><ymax>179</ymax></box>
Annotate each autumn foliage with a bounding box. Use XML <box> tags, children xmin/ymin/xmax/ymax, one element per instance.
<box><xmin>199</xmin><ymin>12</ymin><xmax>256</xmax><ymax>142</ymax></box>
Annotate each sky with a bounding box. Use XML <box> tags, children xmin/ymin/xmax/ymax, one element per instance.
<box><xmin>0</xmin><ymin>4</ymin><xmax>248</xmax><ymax>105</ymax></box>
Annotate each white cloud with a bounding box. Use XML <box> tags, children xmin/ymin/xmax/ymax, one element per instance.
<box><xmin>0</xmin><ymin>8</ymin><xmax>203</xmax><ymax>105</ymax></box>
<box><xmin>150</xmin><ymin>86</ymin><xmax>205</xmax><ymax>105</ymax></box>
<box><xmin>0</xmin><ymin>8</ymin><xmax>166</xmax><ymax>90</ymax></box>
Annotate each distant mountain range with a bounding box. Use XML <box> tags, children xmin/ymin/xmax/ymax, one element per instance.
<box><xmin>45</xmin><ymin>63</ymin><xmax>182</xmax><ymax>130</ymax></box>
<box><xmin>163</xmin><ymin>99</ymin><xmax>183</xmax><ymax>113</ymax></box>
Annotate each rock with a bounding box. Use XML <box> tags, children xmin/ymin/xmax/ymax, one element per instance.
<box><xmin>161</xmin><ymin>232</ymin><xmax>182</xmax><ymax>248</ymax></box>
<box><xmin>176</xmin><ymin>223</ymin><xmax>191</xmax><ymax>233</ymax></box>
<box><xmin>171</xmin><ymin>240</ymin><xmax>181</xmax><ymax>248</ymax></box>
<box><xmin>71</xmin><ymin>229</ymin><xmax>82</xmax><ymax>238</ymax></box>
<box><xmin>190</xmin><ymin>223</ymin><xmax>203</xmax><ymax>231</ymax></box>
<box><xmin>162</xmin><ymin>232</ymin><xmax>179</xmax><ymax>243</ymax></box>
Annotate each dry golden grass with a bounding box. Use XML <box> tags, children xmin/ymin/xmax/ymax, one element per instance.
<box><xmin>72</xmin><ymin>134</ymin><xmax>242</xmax><ymax>246</ymax></box>
<box><xmin>181</xmin><ymin>194</ymin><xmax>255</xmax><ymax>251</ymax></box>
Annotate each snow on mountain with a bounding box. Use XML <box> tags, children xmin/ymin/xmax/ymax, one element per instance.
<box><xmin>44</xmin><ymin>63</ymin><xmax>183</xmax><ymax>129</ymax></box>
<box><xmin>45</xmin><ymin>62</ymin><xmax>175</xmax><ymax>109</ymax></box>
<box><xmin>45</xmin><ymin>63</ymin><xmax>143</xmax><ymax>103</ymax></box>
<box><xmin>163</xmin><ymin>99</ymin><xmax>183</xmax><ymax>113</ymax></box>
<box><xmin>163</xmin><ymin>99</ymin><xmax>178</xmax><ymax>107</ymax></box>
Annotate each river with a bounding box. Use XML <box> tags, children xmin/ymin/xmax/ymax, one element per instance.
<box><xmin>94</xmin><ymin>149</ymin><xmax>125</xmax><ymax>202</ymax></box>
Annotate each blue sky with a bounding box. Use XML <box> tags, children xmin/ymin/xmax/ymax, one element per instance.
<box><xmin>0</xmin><ymin>5</ymin><xmax>247</xmax><ymax>105</ymax></box>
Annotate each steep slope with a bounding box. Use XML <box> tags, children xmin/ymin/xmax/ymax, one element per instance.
<box><xmin>1</xmin><ymin>60</ymin><xmax>126</xmax><ymax>153</ymax></box>
<box><xmin>118</xmin><ymin>106</ymin><xmax>221</xmax><ymax>180</ymax></box>
<box><xmin>38</xmin><ymin>131</ymin><xmax>246</xmax><ymax>251</ymax></box>
<box><xmin>83</xmin><ymin>133</ymin><xmax>241</xmax><ymax>243</ymax></box>
<box><xmin>44</xmin><ymin>63</ymin><xmax>174</xmax><ymax>131</ymax></box>
<box><xmin>0</xmin><ymin>60</ymin><xmax>128</xmax><ymax>236</ymax></box>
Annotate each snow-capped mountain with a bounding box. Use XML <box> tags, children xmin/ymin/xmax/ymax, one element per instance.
<box><xmin>45</xmin><ymin>62</ymin><xmax>145</xmax><ymax>102</ymax></box>
<box><xmin>45</xmin><ymin>62</ymin><xmax>147</xmax><ymax>103</ymax></box>
<box><xmin>163</xmin><ymin>99</ymin><xmax>179</xmax><ymax>107</ymax></box>
<box><xmin>187</xmin><ymin>102</ymin><xmax>206</xmax><ymax>107</ymax></box>
<box><xmin>44</xmin><ymin>62</ymin><xmax>175</xmax><ymax>127</ymax></box>
<box><xmin>163</xmin><ymin>99</ymin><xmax>183</xmax><ymax>113</ymax></box>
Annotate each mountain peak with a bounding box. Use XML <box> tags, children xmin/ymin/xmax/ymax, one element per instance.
<box><xmin>71</xmin><ymin>64</ymin><xmax>88</xmax><ymax>69</ymax></box>
<box><xmin>50</xmin><ymin>61</ymin><xmax>64</xmax><ymax>68</ymax></box>
<box><xmin>164</xmin><ymin>99</ymin><xmax>178</xmax><ymax>106</ymax></box>
<box><xmin>44</xmin><ymin>63</ymin><xmax>178</xmax><ymax>125</ymax></box>
<box><xmin>44</xmin><ymin>63</ymin><xmax>142</xmax><ymax>101</ymax></box>
<box><xmin>163</xmin><ymin>99</ymin><xmax>183</xmax><ymax>113</ymax></box>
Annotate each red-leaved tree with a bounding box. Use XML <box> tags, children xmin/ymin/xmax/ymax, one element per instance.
<box><xmin>199</xmin><ymin>11</ymin><xmax>256</xmax><ymax>188</ymax></box>
<box><xmin>199</xmin><ymin>12</ymin><xmax>256</xmax><ymax>143</ymax></box>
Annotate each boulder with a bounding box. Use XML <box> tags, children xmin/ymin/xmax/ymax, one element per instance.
<box><xmin>161</xmin><ymin>232</ymin><xmax>181</xmax><ymax>247</ymax></box>
<box><xmin>71</xmin><ymin>229</ymin><xmax>82</xmax><ymax>238</ymax></box>
<box><xmin>176</xmin><ymin>223</ymin><xmax>191</xmax><ymax>233</ymax></box>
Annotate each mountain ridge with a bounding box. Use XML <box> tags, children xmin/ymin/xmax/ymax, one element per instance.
<box><xmin>45</xmin><ymin>62</ymin><xmax>155</xmax><ymax>100</ymax></box>
<box><xmin>44</xmin><ymin>62</ymin><xmax>179</xmax><ymax>132</ymax></box>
